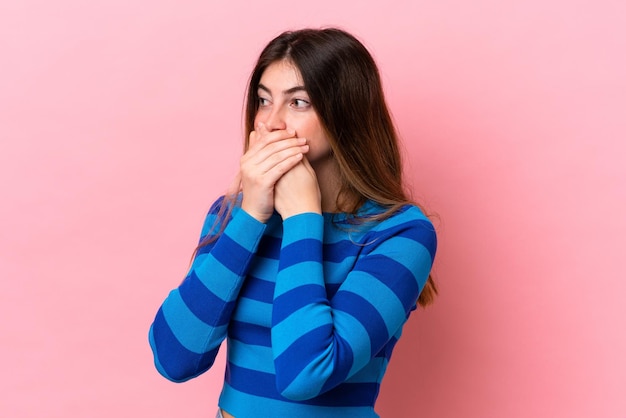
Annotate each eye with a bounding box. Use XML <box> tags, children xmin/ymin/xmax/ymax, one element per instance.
<box><xmin>291</xmin><ymin>98</ymin><xmax>311</xmax><ymax>109</ymax></box>
<box><xmin>258</xmin><ymin>97</ymin><xmax>271</xmax><ymax>107</ymax></box>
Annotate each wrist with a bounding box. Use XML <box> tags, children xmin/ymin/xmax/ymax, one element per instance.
<box><xmin>280</xmin><ymin>208</ymin><xmax>321</xmax><ymax>220</ymax></box>
<box><xmin>241</xmin><ymin>201</ymin><xmax>272</xmax><ymax>223</ymax></box>
<box><xmin>277</xmin><ymin>200</ymin><xmax>321</xmax><ymax>220</ymax></box>
<box><xmin>281</xmin><ymin>212</ymin><xmax>324</xmax><ymax>245</ymax></box>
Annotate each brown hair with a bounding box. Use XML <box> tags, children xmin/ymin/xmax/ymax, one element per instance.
<box><xmin>203</xmin><ymin>28</ymin><xmax>437</xmax><ymax>306</ymax></box>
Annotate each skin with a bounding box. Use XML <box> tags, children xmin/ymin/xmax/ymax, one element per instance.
<box><xmin>222</xmin><ymin>60</ymin><xmax>341</xmax><ymax>418</ymax></box>
<box><xmin>240</xmin><ymin>59</ymin><xmax>340</xmax><ymax>223</ymax></box>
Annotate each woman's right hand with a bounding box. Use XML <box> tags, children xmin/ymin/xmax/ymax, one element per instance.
<box><xmin>239</xmin><ymin>123</ymin><xmax>309</xmax><ymax>223</ymax></box>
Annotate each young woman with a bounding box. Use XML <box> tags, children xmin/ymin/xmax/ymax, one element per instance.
<box><xmin>149</xmin><ymin>28</ymin><xmax>437</xmax><ymax>418</ymax></box>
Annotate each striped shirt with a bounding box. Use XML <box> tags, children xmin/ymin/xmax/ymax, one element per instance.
<box><xmin>149</xmin><ymin>197</ymin><xmax>436</xmax><ymax>417</ymax></box>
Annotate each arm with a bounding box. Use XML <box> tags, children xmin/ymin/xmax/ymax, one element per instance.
<box><xmin>149</xmin><ymin>123</ymin><xmax>308</xmax><ymax>382</ymax></box>
<box><xmin>271</xmin><ymin>209</ymin><xmax>436</xmax><ymax>400</ymax></box>
<box><xmin>148</xmin><ymin>198</ymin><xmax>267</xmax><ymax>382</ymax></box>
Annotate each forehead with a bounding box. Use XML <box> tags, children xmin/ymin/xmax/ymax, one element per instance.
<box><xmin>258</xmin><ymin>60</ymin><xmax>304</xmax><ymax>91</ymax></box>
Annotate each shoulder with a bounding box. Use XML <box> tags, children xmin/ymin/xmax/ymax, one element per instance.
<box><xmin>360</xmin><ymin>201</ymin><xmax>434</xmax><ymax>231</ymax></box>
<box><xmin>380</xmin><ymin>204</ymin><xmax>432</xmax><ymax>226</ymax></box>
<box><xmin>366</xmin><ymin>203</ymin><xmax>437</xmax><ymax>260</ymax></box>
<box><xmin>199</xmin><ymin>194</ymin><xmax>241</xmax><ymax>240</ymax></box>
<box><xmin>206</xmin><ymin>194</ymin><xmax>242</xmax><ymax>215</ymax></box>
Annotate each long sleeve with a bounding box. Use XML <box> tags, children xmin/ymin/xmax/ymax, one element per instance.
<box><xmin>149</xmin><ymin>199</ymin><xmax>267</xmax><ymax>382</ymax></box>
<box><xmin>271</xmin><ymin>208</ymin><xmax>436</xmax><ymax>400</ymax></box>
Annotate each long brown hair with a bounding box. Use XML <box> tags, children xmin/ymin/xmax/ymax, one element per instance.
<box><xmin>203</xmin><ymin>28</ymin><xmax>437</xmax><ymax>306</ymax></box>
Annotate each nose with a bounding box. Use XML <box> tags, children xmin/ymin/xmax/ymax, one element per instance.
<box><xmin>263</xmin><ymin>107</ymin><xmax>287</xmax><ymax>131</ymax></box>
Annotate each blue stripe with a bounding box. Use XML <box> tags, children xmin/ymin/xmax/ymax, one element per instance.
<box><xmin>229</xmin><ymin>320</ymin><xmax>271</xmax><ymax>346</ymax></box>
<box><xmin>324</xmin><ymin>256</ymin><xmax>359</xmax><ymax>285</ymax></box>
<box><xmin>239</xmin><ymin>275</ymin><xmax>274</xmax><ymax>304</ymax></box>
<box><xmin>274</xmin><ymin>324</ymin><xmax>334</xmax><ymax>394</ymax></box>
<box><xmin>333</xmin><ymin>310</ymin><xmax>372</xmax><ymax>375</ymax></box>
<box><xmin>280</xmin><ymin>238</ymin><xmax>322</xmax><ymax>269</ymax></box>
<box><xmin>189</xmin><ymin>254</ymin><xmax>243</xmax><ymax>300</ymax></box>
<box><xmin>402</xmin><ymin>219</ymin><xmax>437</xmax><ymax>261</ymax></box>
<box><xmin>347</xmin><ymin>357</ymin><xmax>386</xmax><ymax>382</ymax></box>
<box><xmin>179</xmin><ymin>270</ymin><xmax>236</xmax><ymax>327</ymax></box>
<box><xmin>353</xmin><ymin>255</ymin><xmax>420</xmax><ymax>313</ymax></box>
<box><xmin>281</xmin><ymin>213</ymin><xmax>323</xmax><ymax>246</ymax></box>
<box><xmin>256</xmin><ymin>234</ymin><xmax>281</xmax><ymax>259</ymax></box>
<box><xmin>275</xmin><ymin>261</ymin><xmax>323</xmax><ymax>296</ymax></box>
<box><xmin>322</xmin><ymin>219</ymin><xmax>436</xmax><ymax>268</ymax></box>
<box><xmin>226</xmin><ymin>362</ymin><xmax>377</xmax><ymax>406</ymax></box>
<box><xmin>376</xmin><ymin>335</ymin><xmax>399</xmax><ymax>360</ymax></box>
<box><xmin>319</xmin><ymin>333</ymin><xmax>353</xmax><ymax>393</ymax></box>
<box><xmin>271</xmin><ymin>304</ymin><xmax>331</xmax><ymax>358</ymax></box>
<box><xmin>197</xmin><ymin>198</ymin><xmax>227</xmax><ymax>244</ymax></box>
<box><xmin>246</xmin><ymin>258</ymin><xmax>280</xmax><ymax>282</ymax></box>
<box><xmin>311</xmin><ymin>382</ymin><xmax>378</xmax><ymax>407</ymax></box>
<box><xmin>332</xmin><ymin>292</ymin><xmax>389</xmax><ymax>357</ymax></box>
<box><xmin>150</xmin><ymin>309</ymin><xmax>219</xmax><ymax>382</ymax></box>
<box><xmin>322</xmin><ymin>239</ymin><xmax>360</xmax><ymax>263</ymax></box>
<box><xmin>225</xmin><ymin>362</ymin><xmax>282</xmax><ymax>400</ymax></box>
<box><xmin>227</xmin><ymin>339</ymin><xmax>275</xmax><ymax>374</ymax></box>
<box><xmin>161</xmin><ymin>289</ymin><xmax>221</xmax><ymax>353</ymax></box>
<box><xmin>231</xmin><ymin>297</ymin><xmax>272</xmax><ymax>327</ymax></box>
<box><xmin>272</xmin><ymin>284</ymin><xmax>326</xmax><ymax>325</ymax></box>
<box><xmin>196</xmin><ymin>240</ymin><xmax>216</xmax><ymax>256</ymax></box>
<box><xmin>219</xmin><ymin>383</ymin><xmax>378</xmax><ymax>417</ymax></box>
<box><xmin>325</xmin><ymin>282</ymin><xmax>341</xmax><ymax>298</ymax></box>
<box><xmin>372</xmin><ymin>218</ymin><xmax>436</xmax><ymax>259</ymax></box>
<box><xmin>211</xmin><ymin>234</ymin><xmax>253</xmax><ymax>275</ymax></box>
<box><xmin>365</xmin><ymin>217</ymin><xmax>436</xmax><ymax>258</ymax></box>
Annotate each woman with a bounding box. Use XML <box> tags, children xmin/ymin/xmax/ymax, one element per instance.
<box><xmin>149</xmin><ymin>28</ymin><xmax>437</xmax><ymax>418</ymax></box>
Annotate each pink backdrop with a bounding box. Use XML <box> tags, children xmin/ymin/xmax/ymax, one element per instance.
<box><xmin>1</xmin><ymin>1</ymin><xmax>624</xmax><ymax>417</ymax></box>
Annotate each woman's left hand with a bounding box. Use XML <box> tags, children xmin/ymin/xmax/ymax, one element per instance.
<box><xmin>274</xmin><ymin>156</ymin><xmax>321</xmax><ymax>219</ymax></box>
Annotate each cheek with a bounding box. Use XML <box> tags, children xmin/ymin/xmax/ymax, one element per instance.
<box><xmin>309</xmin><ymin>132</ymin><xmax>331</xmax><ymax>154</ymax></box>
<box><xmin>253</xmin><ymin>106</ymin><xmax>269</xmax><ymax>127</ymax></box>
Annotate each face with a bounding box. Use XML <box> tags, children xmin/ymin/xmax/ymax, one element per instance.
<box><xmin>254</xmin><ymin>60</ymin><xmax>332</xmax><ymax>166</ymax></box>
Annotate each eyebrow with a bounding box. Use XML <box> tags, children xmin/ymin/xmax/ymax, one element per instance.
<box><xmin>258</xmin><ymin>83</ymin><xmax>307</xmax><ymax>96</ymax></box>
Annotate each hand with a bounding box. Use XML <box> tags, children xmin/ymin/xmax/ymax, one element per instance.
<box><xmin>239</xmin><ymin>123</ymin><xmax>309</xmax><ymax>223</ymax></box>
<box><xmin>274</xmin><ymin>156</ymin><xmax>321</xmax><ymax>219</ymax></box>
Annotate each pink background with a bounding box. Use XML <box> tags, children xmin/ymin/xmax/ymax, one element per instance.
<box><xmin>1</xmin><ymin>1</ymin><xmax>625</xmax><ymax>417</ymax></box>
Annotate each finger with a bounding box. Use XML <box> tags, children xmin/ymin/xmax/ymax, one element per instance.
<box><xmin>265</xmin><ymin>152</ymin><xmax>305</xmax><ymax>179</ymax></box>
<box><xmin>240</xmin><ymin>150</ymin><xmax>305</xmax><ymax>197</ymax></box>
<box><xmin>248</xmin><ymin>130</ymin><xmax>259</xmax><ymax>148</ymax></box>
<box><xmin>253</xmin><ymin>123</ymin><xmax>296</xmax><ymax>147</ymax></box>
<box><xmin>242</xmin><ymin>144</ymin><xmax>308</xmax><ymax>182</ymax></box>
<box><xmin>263</xmin><ymin>144</ymin><xmax>309</xmax><ymax>172</ymax></box>
<box><xmin>243</xmin><ymin>136</ymin><xmax>308</xmax><ymax>167</ymax></box>
<box><xmin>300</xmin><ymin>154</ymin><xmax>316</xmax><ymax>173</ymax></box>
